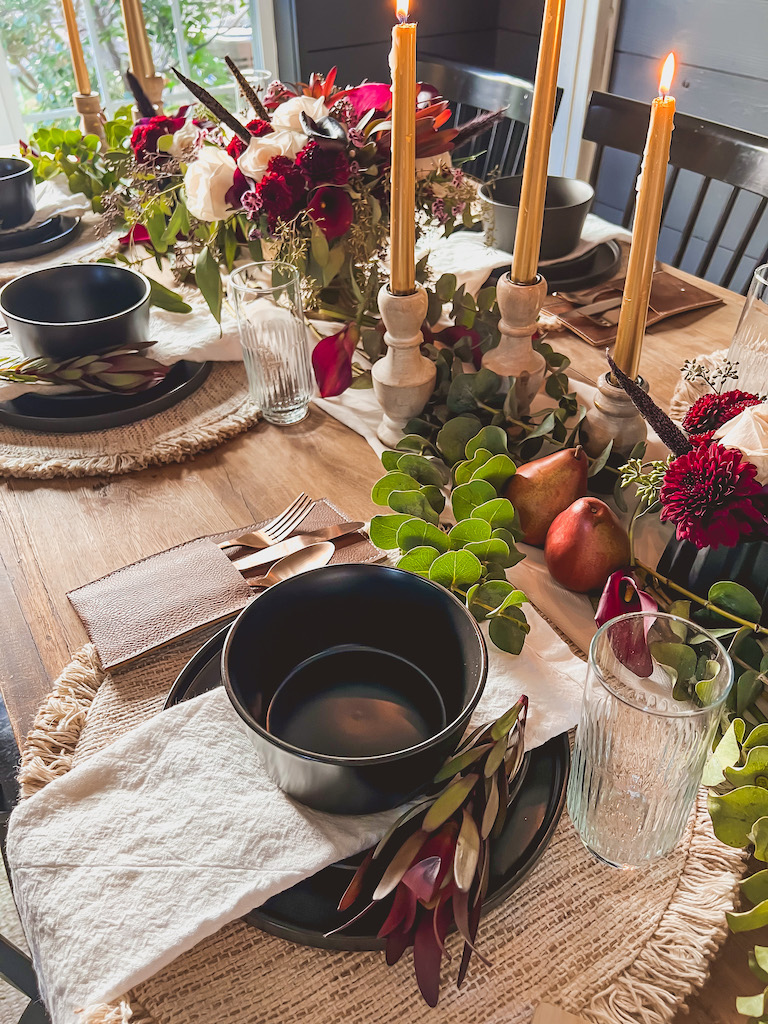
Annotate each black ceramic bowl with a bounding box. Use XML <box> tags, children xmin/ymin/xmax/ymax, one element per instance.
<box><xmin>222</xmin><ymin>563</ymin><xmax>488</xmax><ymax>814</ymax></box>
<box><xmin>0</xmin><ymin>157</ymin><xmax>35</xmax><ymax>231</ymax></box>
<box><xmin>480</xmin><ymin>175</ymin><xmax>594</xmax><ymax>260</ymax></box>
<box><xmin>0</xmin><ymin>263</ymin><xmax>151</xmax><ymax>360</ymax></box>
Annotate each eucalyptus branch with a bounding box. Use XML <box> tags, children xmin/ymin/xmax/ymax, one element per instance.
<box><xmin>636</xmin><ymin>559</ymin><xmax>768</xmax><ymax>637</ymax></box>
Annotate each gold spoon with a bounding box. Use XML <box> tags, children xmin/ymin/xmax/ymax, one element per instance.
<box><xmin>246</xmin><ymin>541</ymin><xmax>335</xmax><ymax>589</ymax></box>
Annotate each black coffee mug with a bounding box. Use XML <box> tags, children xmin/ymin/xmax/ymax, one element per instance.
<box><xmin>0</xmin><ymin>157</ymin><xmax>36</xmax><ymax>231</ymax></box>
<box><xmin>0</xmin><ymin>263</ymin><xmax>151</xmax><ymax>360</ymax></box>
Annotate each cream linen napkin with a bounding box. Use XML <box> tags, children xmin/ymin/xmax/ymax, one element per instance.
<box><xmin>0</xmin><ymin>176</ymin><xmax>91</xmax><ymax>235</ymax></box>
<box><xmin>8</xmin><ymin>603</ymin><xmax>586</xmax><ymax>1024</ymax></box>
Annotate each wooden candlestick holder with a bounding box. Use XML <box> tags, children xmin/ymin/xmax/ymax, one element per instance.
<box><xmin>371</xmin><ymin>284</ymin><xmax>436</xmax><ymax>447</ymax></box>
<box><xmin>482</xmin><ymin>273</ymin><xmax>547</xmax><ymax>412</ymax></box>
<box><xmin>582</xmin><ymin>372</ymin><xmax>648</xmax><ymax>458</ymax></box>
<box><xmin>130</xmin><ymin>73</ymin><xmax>165</xmax><ymax>119</ymax></box>
<box><xmin>73</xmin><ymin>93</ymin><xmax>105</xmax><ymax>142</ymax></box>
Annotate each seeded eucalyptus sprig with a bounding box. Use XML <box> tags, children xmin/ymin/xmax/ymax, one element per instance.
<box><xmin>370</xmin><ymin>424</ymin><xmax>531</xmax><ymax>655</ymax></box>
<box><xmin>331</xmin><ymin>696</ymin><xmax>528</xmax><ymax>1006</ymax></box>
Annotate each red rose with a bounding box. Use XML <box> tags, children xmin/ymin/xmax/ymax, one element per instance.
<box><xmin>307</xmin><ymin>185</ymin><xmax>354</xmax><ymax>240</ymax></box>
<box><xmin>130</xmin><ymin>115</ymin><xmax>186</xmax><ymax>161</ymax></box>
<box><xmin>226</xmin><ymin>118</ymin><xmax>273</xmax><ymax>160</ymax></box>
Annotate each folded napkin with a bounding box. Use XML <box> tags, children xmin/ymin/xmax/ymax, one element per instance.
<box><xmin>0</xmin><ymin>175</ymin><xmax>91</xmax><ymax>237</ymax></box>
<box><xmin>8</xmin><ymin>603</ymin><xmax>586</xmax><ymax>1024</ymax></box>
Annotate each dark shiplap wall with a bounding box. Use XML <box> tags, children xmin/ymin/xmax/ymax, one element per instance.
<box><xmin>596</xmin><ymin>0</ymin><xmax>768</xmax><ymax>291</ymax></box>
<box><xmin>493</xmin><ymin>0</ymin><xmax>545</xmax><ymax>82</ymax></box>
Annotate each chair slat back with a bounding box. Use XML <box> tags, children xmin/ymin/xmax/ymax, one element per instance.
<box><xmin>583</xmin><ymin>91</ymin><xmax>768</xmax><ymax>292</ymax></box>
<box><xmin>417</xmin><ymin>58</ymin><xmax>560</xmax><ymax>180</ymax></box>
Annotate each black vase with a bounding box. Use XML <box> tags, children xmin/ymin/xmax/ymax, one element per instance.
<box><xmin>657</xmin><ymin>536</ymin><xmax>768</xmax><ymax>626</ymax></box>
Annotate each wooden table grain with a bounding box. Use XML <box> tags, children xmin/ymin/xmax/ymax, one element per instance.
<box><xmin>0</xmin><ymin>270</ymin><xmax>760</xmax><ymax>1023</ymax></box>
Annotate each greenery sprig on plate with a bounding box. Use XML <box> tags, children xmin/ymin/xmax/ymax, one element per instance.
<box><xmin>370</xmin><ymin>424</ymin><xmax>531</xmax><ymax>655</ymax></box>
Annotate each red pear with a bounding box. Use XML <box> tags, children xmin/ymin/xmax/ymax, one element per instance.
<box><xmin>545</xmin><ymin>497</ymin><xmax>630</xmax><ymax>593</ymax></box>
<box><xmin>505</xmin><ymin>446</ymin><xmax>589</xmax><ymax>547</ymax></box>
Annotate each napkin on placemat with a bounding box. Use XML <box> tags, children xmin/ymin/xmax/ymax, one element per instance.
<box><xmin>68</xmin><ymin>499</ymin><xmax>381</xmax><ymax>669</ymax></box>
<box><xmin>7</xmin><ymin>604</ymin><xmax>586</xmax><ymax>1024</ymax></box>
<box><xmin>542</xmin><ymin>270</ymin><xmax>723</xmax><ymax>346</ymax></box>
<box><xmin>0</xmin><ymin>175</ymin><xmax>91</xmax><ymax>237</ymax></box>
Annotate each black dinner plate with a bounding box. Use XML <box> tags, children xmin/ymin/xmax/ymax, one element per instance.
<box><xmin>166</xmin><ymin>623</ymin><xmax>570</xmax><ymax>951</ymax></box>
<box><xmin>0</xmin><ymin>215</ymin><xmax>81</xmax><ymax>262</ymax></box>
<box><xmin>487</xmin><ymin>239</ymin><xmax>622</xmax><ymax>294</ymax></box>
<box><xmin>0</xmin><ymin>359</ymin><xmax>212</xmax><ymax>433</ymax></box>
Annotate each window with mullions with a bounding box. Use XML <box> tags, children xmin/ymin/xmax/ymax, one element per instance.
<box><xmin>0</xmin><ymin>0</ymin><xmax>268</xmax><ymax>133</ymax></box>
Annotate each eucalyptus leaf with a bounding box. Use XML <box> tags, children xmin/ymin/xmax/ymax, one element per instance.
<box><xmin>470</xmin><ymin>367</ymin><xmax>501</xmax><ymax>402</ymax></box>
<box><xmin>371</xmin><ymin>471</ymin><xmax>421</xmax><ymax>506</ymax></box>
<box><xmin>454</xmin><ymin>448</ymin><xmax>494</xmax><ymax>486</ymax></box>
<box><xmin>708</xmin><ymin>580</ymin><xmax>762</xmax><ymax>623</ymax></box>
<box><xmin>738</xmin><ymin>670</ymin><xmax>764</xmax><ymax>716</ymax></box>
<box><xmin>491</xmin><ymin>528</ymin><xmax>525</xmax><ymax>567</ymax></box>
<box><xmin>471</xmin><ymin>497</ymin><xmax>518</xmax><ymax>532</ymax></box>
<box><xmin>708</xmin><ymin>786</ymin><xmax>768</xmax><ymax>847</ymax></box>
<box><xmin>437</xmin><ymin>415</ymin><xmax>483</xmax><ymax>465</ymax></box>
<box><xmin>650</xmin><ymin>642</ymin><xmax>697</xmax><ymax>683</ymax></box>
<box><xmin>369</xmin><ymin>513</ymin><xmax>413</xmax><ymax>549</ymax></box>
<box><xmin>752</xmin><ymin>816</ymin><xmax>768</xmax><ymax>861</ymax></box>
<box><xmin>587</xmin><ymin>439</ymin><xmax>614</xmax><ymax>478</ymax></box>
<box><xmin>447</xmin><ymin>373</ymin><xmax>479</xmax><ymax>414</ymax></box>
<box><xmin>396</xmin><ymin>519</ymin><xmax>450</xmax><ymax>553</ymax></box>
<box><xmin>735</xmin><ymin>991</ymin><xmax>768</xmax><ymax>1015</ymax></box>
<box><xmin>750</xmin><ymin>946</ymin><xmax>768</xmax><ymax>985</ymax></box>
<box><xmin>397</xmin><ymin>545</ymin><xmax>441</xmax><ymax>576</ymax></box>
<box><xmin>489</xmin><ymin>609</ymin><xmax>529</xmax><ymax>654</ymax></box>
<box><xmin>745</xmin><ymin>725</ymin><xmax>768</xmax><ymax>753</ymax></box>
<box><xmin>470</xmin><ymin>453</ymin><xmax>517</xmax><ymax>491</ymax></box>
<box><xmin>451</xmin><ymin>479</ymin><xmax>497</xmax><ymax>522</ymax></box>
<box><xmin>388</xmin><ymin>489</ymin><xmax>439</xmax><ymax>525</ymax></box>
<box><xmin>381</xmin><ymin>451</ymin><xmax>402</xmax><ymax>471</ymax></box>
<box><xmin>396</xmin><ymin>453</ymin><xmax>445</xmax><ymax>487</ymax></box>
<box><xmin>742</xmin><ymin>869</ymin><xmax>768</xmax><ymax>905</ymax></box>
<box><xmin>428</xmin><ymin>550</ymin><xmax>483</xmax><ymax>589</ymax></box>
<box><xmin>448</xmin><ymin>519</ymin><xmax>492</xmax><ymax>549</ymax></box>
<box><xmin>465</xmin><ymin>425</ymin><xmax>509</xmax><ymax>459</ymax></box>
<box><xmin>464</xmin><ymin>538</ymin><xmax>510</xmax><ymax>563</ymax></box>
<box><xmin>526</xmin><ymin>411</ymin><xmax>556</xmax><ymax>439</ymax></box>
<box><xmin>467</xmin><ymin>580</ymin><xmax>515</xmax><ymax>622</ymax></box>
<box><xmin>728</xmin><ymin>900</ymin><xmax>768</xmax><ymax>934</ymax></box>
<box><xmin>703</xmin><ymin>717</ymin><xmax>745</xmax><ymax>786</ymax></box>
<box><xmin>421</xmin><ymin>485</ymin><xmax>446</xmax><ymax>514</ymax></box>
<box><xmin>695</xmin><ymin>660</ymin><xmax>722</xmax><ymax>705</ymax></box>
<box><xmin>728</xmin><ymin>747</ymin><xmax>768</xmax><ymax>789</ymax></box>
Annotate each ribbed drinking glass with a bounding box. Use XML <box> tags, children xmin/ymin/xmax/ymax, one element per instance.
<box><xmin>726</xmin><ymin>264</ymin><xmax>768</xmax><ymax>394</ymax></box>
<box><xmin>229</xmin><ymin>262</ymin><xmax>313</xmax><ymax>425</ymax></box>
<box><xmin>567</xmin><ymin>612</ymin><xmax>733</xmax><ymax>868</ymax></box>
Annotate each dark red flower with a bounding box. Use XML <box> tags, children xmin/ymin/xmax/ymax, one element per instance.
<box><xmin>295</xmin><ymin>141</ymin><xmax>350</xmax><ymax>185</ymax></box>
<box><xmin>312</xmin><ymin>323</ymin><xmax>359</xmax><ymax>397</ymax></box>
<box><xmin>659</xmin><ymin>441</ymin><xmax>768</xmax><ymax>548</ymax></box>
<box><xmin>226</xmin><ymin>118</ymin><xmax>273</xmax><ymax>160</ymax></box>
<box><xmin>130</xmin><ymin>115</ymin><xmax>186</xmax><ymax>161</ymax></box>
<box><xmin>307</xmin><ymin>185</ymin><xmax>354</xmax><ymax>240</ymax></box>
<box><xmin>595</xmin><ymin>572</ymin><xmax>658</xmax><ymax>677</ymax></box>
<box><xmin>682</xmin><ymin>390</ymin><xmax>762</xmax><ymax>435</ymax></box>
<box><xmin>434</xmin><ymin>325</ymin><xmax>483</xmax><ymax>369</ymax></box>
<box><xmin>118</xmin><ymin>223</ymin><xmax>152</xmax><ymax>247</ymax></box>
<box><xmin>224</xmin><ymin>167</ymin><xmax>250</xmax><ymax>209</ymax></box>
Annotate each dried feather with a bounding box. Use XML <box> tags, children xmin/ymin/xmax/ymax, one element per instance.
<box><xmin>607</xmin><ymin>355</ymin><xmax>692</xmax><ymax>456</ymax></box>
<box><xmin>224</xmin><ymin>55</ymin><xmax>270</xmax><ymax>120</ymax></box>
<box><xmin>450</xmin><ymin>107</ymin><xmax>507</xmax><ymax>150</ymax></box>
<box><xmin>171</xmin><ymin>66</ymin><xmax>251</xmax><ymax>143</ymax></box>
<box><xmin>124</xmin><ymin>70</ymin><xmax>155</xmax><ymax>119</ymax></box>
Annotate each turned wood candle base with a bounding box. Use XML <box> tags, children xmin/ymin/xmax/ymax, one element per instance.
<box><xmin>74</xmin><ymin>93</ymin><xmax>105</xmax><ymax>142</ymax></box>
<box><xmin>582</xmin><ymin>371</ymin><xmax>648</xmax><ymax>458</ymax></box>
<box><xmin>371</xmin><ymin>284</ymin><xmax>436</xmax><ymax>447</ymax></box>
<box><xmin>482</xmin><ymin>273</ymin><xmax>547</xmax><ymax>413</ymax></box>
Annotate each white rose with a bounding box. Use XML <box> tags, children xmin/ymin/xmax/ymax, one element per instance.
<box><xmin>271</xmin><ymin>95</ymin><xmax>329</xmax><ymax>134</ymax></box>
<box><xmin>169</xmin><ymin>120</ymin><xmax>203</xmax><ymax>161</ymax></box>
<box><xmin>237</xmin><ymin>129</ymin><xmax>307</xmax><ymax>183</ymax></box>
<box><xmin>183</xmin><ymin>147</ymin><xmax>237</xmax><ymax>222</ymax></box>
<box><xmin>714</xmin><ymin>402</ymin><xmax>768</xmax><ymax>483</ymax></box>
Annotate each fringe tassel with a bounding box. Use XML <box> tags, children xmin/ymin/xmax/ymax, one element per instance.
<box><xmin>80</xmin><ymin>998</ymin><xmax>154</xmax><ymax>1024</ymax></box>
<box><xmin>582</xmin><ymin>794</ymin><xmax>747</xmax><ymax>1024</ymax></box>
<box><xmin>18</xmin><ymin>645</ymin><xmax>105</xmax><ymax>798</ymax></box>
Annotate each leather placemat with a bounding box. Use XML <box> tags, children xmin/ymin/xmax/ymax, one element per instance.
<box><xmin>68</xmin><ymin>499</ymin><xmax>380</xmax><ymax>670</ymax></box>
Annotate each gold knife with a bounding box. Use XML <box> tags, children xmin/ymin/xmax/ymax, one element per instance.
<box><xmin>231</xmin><ymin>522</ymin><xmax>365</xmax><ymax>572</ymax></box>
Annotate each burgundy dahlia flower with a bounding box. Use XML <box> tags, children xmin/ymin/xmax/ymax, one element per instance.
<box><xmin>295</xmin><ymin>141</ymin><xmax>351</xmax><ymax>186</ymax></box>
<box><xmin>682</xmin><ymin>390</ymin><xmax>762</xmax><ymax>435</ymax></box>
<box><xmin>130</xmin><ymin>114</ymin><xmax>186</xmax><ymax>161</ymax></box>
<box><xmin>659</xmin><ymin>441</ymin><xmax>768</xmax><ymax>548</ymax></box>
<box><xmin>307</xmin><ymin>185</ymin><xmax>354</xmax><ymax>240</ymax></box>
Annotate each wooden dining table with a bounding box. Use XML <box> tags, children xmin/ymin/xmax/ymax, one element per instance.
<box><xmin>0</xmin><ymin>264</ymin><xmax>762</xmax><ymax>1023</ymax></box>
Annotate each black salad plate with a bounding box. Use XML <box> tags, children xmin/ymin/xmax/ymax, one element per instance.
<box><xmin>0</xmin><ymin>215</ymin><xmax>81</xmax><ymax>262</ymax></box>
<box><xmin>166</xmin><ymin>623</ymin><xmax>571</xmax><ymax>951</ymax></box>
<box><xmin>0</xmin><ymin>360</ymin><xmax>212</xmax><ymax>433</ymax></box>
<box><xmin>542</xmin><ymin>239</ymin><xmax>622</xmax><ymax>292</ymax></box>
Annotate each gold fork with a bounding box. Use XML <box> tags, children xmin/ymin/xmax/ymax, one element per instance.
<box><xmin>217</xmin><ymin>493</ymin><xmax>315</xmax><ymax>550</ymax></box>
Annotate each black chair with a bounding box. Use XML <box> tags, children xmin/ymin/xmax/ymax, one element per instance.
<box><xmin>583</xmin><ymin>91</ymin><xmax>768</xmax><ymax>293</ymax></box>
<box><xmin>416</xmin><ymin>58</ymin><xmax>562</xmax><ymax>182</ymax></box>
<box><xmin>0</xmin><ymin>697</ymin><xmax>50</xmax><ymax>1023</ymax></box>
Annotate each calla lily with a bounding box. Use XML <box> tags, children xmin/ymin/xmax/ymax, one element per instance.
<box><xmin>119</xmin><ymin>224</ymin><xmax>152</xmax><ymax>247</ymax></box>
<box><xmin>307</xmin><ymin>185</ymin><xmax>354</xmax><ymax>240</ymax></box>
<box><xmin>312</xmin><ymin>322</ymin><xmax>359</xmax><ymax>397</ymax></box>
<box><xmin>595</xmin><ymin>571</ymin><xmax>658</xmax><ymax>677</ymax></box>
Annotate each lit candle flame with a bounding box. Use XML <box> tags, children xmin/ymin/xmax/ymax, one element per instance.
<box><xmin>396</xmin><ymin>0</ymin><xmax>409</xmax><ymax>22</ymax></box>
<box><xmin>659</xmin><ymin>52</ymin><xmax>675</xmax><ymax>97</ymax></box>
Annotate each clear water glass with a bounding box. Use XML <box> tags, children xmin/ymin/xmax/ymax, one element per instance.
<box><xmin>229</xmin><ymin>262</ymin><xmax>313</xmax><ymax>425</ymax></box>
<box><xmin>727</xmin><ymin>263</ymin><xmax>768</xmax><ymax>394</ymax></box>
<box><xmin>567</xmin><ymin>612</ymin><xmax>733</xmax><ymax>868</ymax></box>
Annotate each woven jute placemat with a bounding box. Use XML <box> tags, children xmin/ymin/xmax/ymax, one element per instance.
<box><xmin>0</xmin><ymin>362</ymin><xmax>259</xmax><ymax>480</ymax></box>
<box><xmin>19</xmin><ymin>629</ymin><xmax>746</xmax><ymax>1024</ymax></box>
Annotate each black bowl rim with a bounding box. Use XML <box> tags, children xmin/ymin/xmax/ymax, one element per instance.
<box><xmin>0</xmin><ymin>262</ymin><xmax>151</xmax><ymax>327</ymax></box>
<box><xmin>0</xmin><ymin>157</ymin><xmax>33</xmax><ymax>179</ymax></box>
<box><xmin>479</xmin><ymin>174</ymin><xmax>594</xmax><ymax>211</ymax></box>
<box><xmin>222</xmin><ymin>563</ymin><xmax>489</xmax><ymax>767</ymax></box>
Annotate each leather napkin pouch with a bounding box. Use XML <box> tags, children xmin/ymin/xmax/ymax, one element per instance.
<box><xmin>542</xmin><ymin>270</ymin><xmax>723</xmax><ymax>346</ymax></box>
<box><xmin>69</xmin><ymin>499</ymin><xmax>380</xmax><ymax>670</ymax></box>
